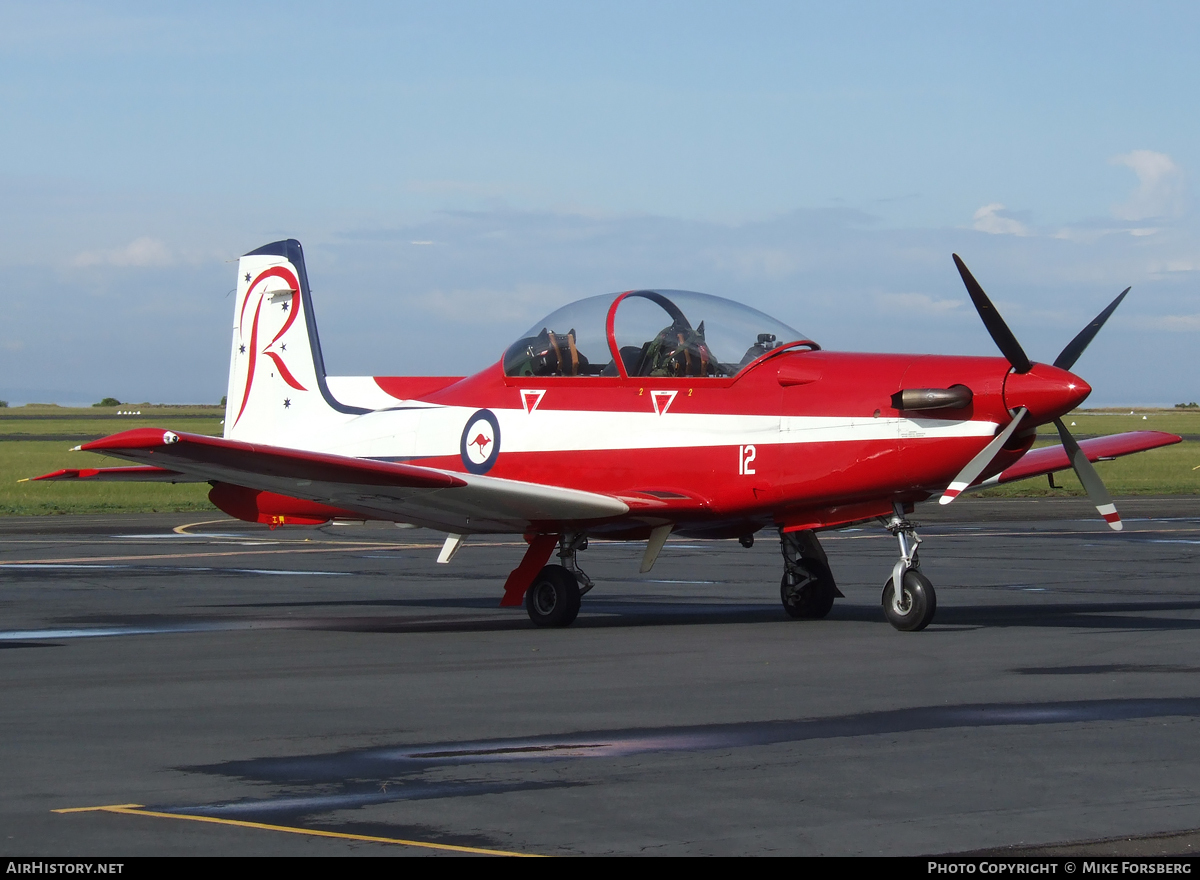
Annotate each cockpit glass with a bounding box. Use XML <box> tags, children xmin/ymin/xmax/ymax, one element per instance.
<box><xmin>612</xmin><ymin>291</ymin><xmax>806</xmax><ymax>377</ymax></box>
<box><xmin>502</xmin><ymin>289</ymin><xmax>808</xmax><ymax>379</ymax></box>
<box><xmin>503</xmin><ymin>293</ymin><xmax>619</xmax><ymax>378</ymax></box>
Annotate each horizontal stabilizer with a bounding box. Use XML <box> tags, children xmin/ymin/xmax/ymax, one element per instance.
<box><xmin>973</xmin><ymin>431</ymin><xmax>1181</xmax><ymax>489</ymax></box>
<box><xmin>30</xmin><ymin>466</ymin><xmax>201</xmax><ymax>483</ymax></box>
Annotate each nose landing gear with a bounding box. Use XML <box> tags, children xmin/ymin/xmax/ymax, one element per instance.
<box><xmin>880</xmin><ymin>503</ymin><xmax>936</xmax><ymax>631</ymax></box>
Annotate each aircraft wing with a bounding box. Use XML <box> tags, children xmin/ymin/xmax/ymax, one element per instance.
<box><xmin>974</xmin><ymin>430</ymin><xmax>1182</xmax><ymax>489</ymax></box>
<box><xmin>41</xmin><ymin>428</ymin><xmax>628</xmax><ymax>532</ymax></box>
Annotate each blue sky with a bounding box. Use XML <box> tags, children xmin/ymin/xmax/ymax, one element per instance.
<box><xmin>1</xmin><ymin>1</ymin><xmax>1197</xmax><ymax>404</ymax></box>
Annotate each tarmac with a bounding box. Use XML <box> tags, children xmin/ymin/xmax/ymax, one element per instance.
<box><xmin>1</xmin><ymin>495</ymin><xmax>1198</xmax><ymax>856</ymax></box>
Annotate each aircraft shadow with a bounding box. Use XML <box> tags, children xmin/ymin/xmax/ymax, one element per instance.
<box><xmin>44</xmin><ymin>597</ymin><xmax>1200</xmax><ymax>640</ymax></box>
<box><xmin>156</xmin><ymin>695</ymin><xmax>1200</xmax><ymax>838</ymax></box>
<box><xmin>914</xmin><ymin>599</ymin><xmax>1200</xmax><ymax>632</ymax></box>
<box><xmin>263</xmin><ymin>596</ymin><xmax>1200</xmax><ymax>635</ymax></box>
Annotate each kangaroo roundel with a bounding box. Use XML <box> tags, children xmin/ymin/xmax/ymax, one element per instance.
<box><xmin>460</xmin><ymin>409</ymin><xmax>501</xmax><ymax>474</ymax></box>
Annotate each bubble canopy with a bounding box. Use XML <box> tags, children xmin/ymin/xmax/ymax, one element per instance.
<box><xmin>503</xmin><ymin>289</ymin><xmax>814</xmax><ymax>379</ymax></box>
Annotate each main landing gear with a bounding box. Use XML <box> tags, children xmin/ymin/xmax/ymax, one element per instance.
<box><xmin>880</xmin><ymin>503</ymin><xmax>936</xmax><ymax>632</ymax></box>
<box><xmin>515</xmin><ymin>512</ymin><xmax>937</xmax><ymax>631</ymax></box>
<box><xmin>526</xmin><ymin>533</ymin><xmax>593</xmax><ymax>628</ymax></box>
<box><xmin>779</xmin><ymin>529</ymin><xmax>842</xmax><ymax>619</ymax></box>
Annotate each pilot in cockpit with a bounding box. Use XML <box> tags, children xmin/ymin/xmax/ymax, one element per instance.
<box><xmin>503</xmin><ymin>327</ymin><xmax>589</xmax><ymax>377</ymax></box>
<box><xmin>637</xmin><ymin>319</ymin><xmax>721</xmax><ymax>377</ymax></box>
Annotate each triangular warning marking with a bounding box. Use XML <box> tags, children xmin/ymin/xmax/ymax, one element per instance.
<box><xmin>520</xmin><ymin>389</ymin><xmax>546</xmax><ymax>414</ymax></box>
<box><xmin>651</xmin><ymin>390</ymin><xmax>677</xmax><ymax>415</ymax></box>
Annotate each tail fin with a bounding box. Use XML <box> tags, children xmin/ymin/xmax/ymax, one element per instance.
<box><xmin>224</xmin><ymin>240</ymin><xmax>368</xmax><ymax>444</ymax></box>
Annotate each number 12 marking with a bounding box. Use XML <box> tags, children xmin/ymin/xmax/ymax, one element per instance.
<box><xmin>738</xmin><ymin>444</ymin><xmax>756</xmax><ymax>475</ymax></box>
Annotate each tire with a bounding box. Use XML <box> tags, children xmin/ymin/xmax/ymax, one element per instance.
<box><xmin>881</xmin><ymin>569</ymin><xmax>936</xmax><ymax>632</ymax></box>
<box><xmin>780</xmin><ymin>559</ymin><xmax>836</xmax><ymax>620</ymax></box>
<box><xmin>525</xmin><ymin>564</ymin><xmax>582</xmax><ymax>627</ymax></box>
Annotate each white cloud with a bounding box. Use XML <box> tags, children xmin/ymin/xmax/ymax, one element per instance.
<box><xmin>972</xmin><ymin>203</ymin><xmax>1030</xmax><ymax>236</ymax></box>
<box><xmin>71</xmin><ymin>237</ymin><xmax>173</xmax><ymax>268</ymax></box>
<box><xmin>1147</xmin><ymin>258</ymin><xmax>1200</xmax><ymax>276</ymax></box>
<box><xmin>1052</xmin><ymin>226</ymin><xmax>1113</xmax><ymax>243</ymax></box>
<box><xmin>411</xmin><ymin>283</ymin><xmax>571</xmax><ymax>325</ymax></box>
<box><xmin>1137</xmin><ymin>314</ymin><xmax>1200</xmax><ymax>331</ymax></box>
<box><xmin>716</xmin><ymin>247</ymin><xmax>798</xmax><ymax>280</ymax></box>
<box><xmin>874</xmin><ymin>292</ymin><xmax>963</xmax><ymax>314</ymax></box>
<box><xmin>1111</xmin><ymin>150</ymin><xmax>1186</xmax><ymax>221</ymax></box>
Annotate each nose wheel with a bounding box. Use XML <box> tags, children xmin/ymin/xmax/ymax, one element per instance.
<box><xmin>880</xmin><ymin>503</ymin><xmax>936</xmax><ymax>631</ymax></box>
<box><xmin>882</xmin><ymin>569</ymin><xmax>936</xmax><ymax>631</ymax></box>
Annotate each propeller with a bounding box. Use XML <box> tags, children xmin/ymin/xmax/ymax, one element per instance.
<box><xmin>940</xmin><ymin>255</ymin><xmax>1128</xmax><ymax>531</ymax></box>
<box><xmin>938</xmin><ymin>406</ymin><xmax>1028</xmax><ymax>505</ymax></box>
<box><xmin>952</xmin><ymin>254</ymin><xmax>1032</xmax><ymax>374</ymax></box>
<box><xmin>1053</xmin><ymin>287</ymin><xmax>1130</xmax><ymax>371</ymax></box>
<box><xmin>1054</xmin><ymin>417</ymin><xmax>1122</xmax><ymax>530</ymax></box>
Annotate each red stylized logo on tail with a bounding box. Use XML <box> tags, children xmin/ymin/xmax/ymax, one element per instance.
<box><xmin>233</xmin><ymin>266</ymin><xmax>307</xmax><ymax>427</ymax></box>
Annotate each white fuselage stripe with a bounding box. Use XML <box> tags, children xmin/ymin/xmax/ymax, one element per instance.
<box><xmin>311</xmin><ymin>406</ymin><xmax>1000</xmax><ymax>460</ymax></box>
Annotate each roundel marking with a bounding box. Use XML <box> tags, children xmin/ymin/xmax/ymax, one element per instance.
<box><xmin>460</xmin><ymin>409</ymin><xmax>501</xmax><ymax>474</ymax></box>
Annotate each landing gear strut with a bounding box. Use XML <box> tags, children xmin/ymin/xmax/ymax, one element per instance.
<box><xmin>779</xmin><ymin>529</ymin><xmax>840</xmax><ymax>619</ymax></box>
<box><xmin>525</xmin><ymin>533</ymin><xmax>591</xmax><ymax>628</ymax></box>
<box><xmin>880</xmin><ymin>503</ymin><xmax>936</xmax><ymax>631</ymax></box>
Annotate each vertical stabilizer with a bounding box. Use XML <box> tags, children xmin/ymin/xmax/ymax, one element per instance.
<box><xmin>224</xmin><ymin>240</ymin><xmax>367</xmax><ymax>444</ymax></box>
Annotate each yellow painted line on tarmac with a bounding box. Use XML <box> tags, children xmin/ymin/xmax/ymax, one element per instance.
<box><xmin>173</xmin><ymin>518</ymin><xmax>233</xmax><ymax>534</ymax></box>
<box><xmin>54</xmin><ymin>803</ymin><xmax>539</xmax><ymax>857</ymax></box>
<box><xmin>54</xmin><ymin>803</ymin><xmax>143</xmax><ymax>812</ymax></box>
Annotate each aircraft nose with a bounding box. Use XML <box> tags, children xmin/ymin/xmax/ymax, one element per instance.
<box><xmin>1003</xmin><ymin>364</ymin><xmax>1091</xmax><ymax>424</ymax></box>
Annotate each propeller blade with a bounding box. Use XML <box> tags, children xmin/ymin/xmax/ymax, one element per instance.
<box><xmin>1054</xmin><ymin>418</ymin><xmax>1122</xmax><ymax>530</ymax></box>
<box><xmin>1053</xmin><ymin>287</ymin><xmax>1131</xmax><ymax>371</ymax></box>
<box><xmin>952</xmin><ymin>254</ymin><xmax>1033</xmax><ymax>374</ymax></box>
<box><xmin>940</xmin><ymin>406</ymin><xmax>1028</xmax><ymax>505</ymax></box>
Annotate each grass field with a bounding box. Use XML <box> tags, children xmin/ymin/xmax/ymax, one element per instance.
<box><xmin>982</xmin><ymin>408</ymin><xmax>1200</xmax><ymax>497</ymax></box>
<box><xmin>1033</xmin><ymin>409</ymin><xmax>1200</xmax><ymax>438</ymax></box>
<box><xmin>1</xmin><ymin>405</ymin><xmax>222</xmax><ymax>516</ymax></box>
<box><xmin>1</xmin><ymin>405</ymin><xmax>1196</xmax><ymax>515</ymax></box>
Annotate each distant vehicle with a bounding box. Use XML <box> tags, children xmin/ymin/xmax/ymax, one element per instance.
<box><xmin>35</xmin><ymin>240</ymin><xmax>1179</xmax><ymax>631</ymax></box>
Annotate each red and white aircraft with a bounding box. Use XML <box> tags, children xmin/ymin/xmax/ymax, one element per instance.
<box><xmin>36</xmin><ymin>240</ymin><xmax>1180</xmax><ymax>631</ymax></box>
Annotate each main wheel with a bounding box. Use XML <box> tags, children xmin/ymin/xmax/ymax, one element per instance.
<box><xmin>525</xmin><ymin>564</ymin><xmax>582</xmax><ymax>627</ymax></box>
<box><xmin>780</xmin><ymin>559</ymin><xmax>836</xmax><ymax>620</ymax></box>
<box><xmin>881</xmin><ymin>569</ymin><xmax>936</xmax><ymax>631</ymax></box>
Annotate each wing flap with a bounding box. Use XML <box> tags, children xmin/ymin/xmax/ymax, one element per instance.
<box><xmin>976</xmin><ymin>430</ymin><xmax>1182</xmax><ymax>489</ymax></box>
